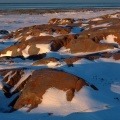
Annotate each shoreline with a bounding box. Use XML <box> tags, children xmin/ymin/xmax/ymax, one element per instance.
<box><xmin>0</xmin><ymin>8</ymin><xmax>120</xmax><ymax>15</ymax></box>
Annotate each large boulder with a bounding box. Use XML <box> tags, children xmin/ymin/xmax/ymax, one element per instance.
<box><xmin>70</xmin><ymin>38</ymin><xmax>114</xmax><ymax>53</ymax></box>
<box><xmin>14</xmin><ymin>68</ymin><xmax>87</xmax><ymax>111</ymax></box>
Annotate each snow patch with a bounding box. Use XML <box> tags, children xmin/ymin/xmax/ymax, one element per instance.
<box><xmin>92</xmin><ymin>23</ymin><xmax>111</xmax><ymax>28</ymax></box>
<box><xmin>111</xmin><ymin>82</ymin><xmax>120</xmax><ymax>94</ymax></box>
<box><xmin>7</xmin><ymin>71</ymin><xmax>17</xmax><ymax>84</ymax></box>
<box><xmin>100</xmin><ymin>34</ymin><xmax>117</xmax><ymax>44</ymax></box>
<box><xmin>1</xmin><ymin>50</ymin><xmax>12</xmax><ymax>57</ymax></box>
<box><xmin>110</xmin><ymin>14</ymin><xmax>120</xmax><ymax>18</ymax></box>
<box><xmin>22</xmin><ymin>45</ymin><xmax>31</xmax><ymax>57</ymax></box>
<box><xmin>81</xmin><ymin>23</ymin><xmax>89</xmax><ymax>27</ymax></box>
<box><xmin>47</xmin><ymin>61</ymin><xmax>62</xmax><ymax>68</ymax></box>
<box><xmin>31</xmin><ymin>87</ymin><xmax>107</xmax><ymax>116</ymax></box>
<box><xmin>39</xmin><ymin>32</ymin><xmax>50</xmax><ymax>36</ymax></box>
<box><xmin>4</xmin><ymin>71</ymin><xmax>13</xmax><ymax>78</ymax></box>
<box><xmin>17</xmin><ymin>48</ymin><xmax>21</xmax><ymax>52</ymax></box>
<box><xmin>25</xmin><ymin>35</ymin><xmax>33</xmax><ymax>41</ymax></box>
<box><xmin>91</xmin><ymin>17</ymin><xmax>103</xmax><ymax>21</ymax></box>
<box><xmin>36</xmin><ymin>44</ymin><xmax>51</xmax><ymax>54</ymax></box>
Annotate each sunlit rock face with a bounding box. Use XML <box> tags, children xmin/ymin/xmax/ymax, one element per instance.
<box><xmin>13</xmin><ymin>68</ymin><xmax>87</xmax><ymax>111</ymax></box>
<box><xmin>70</xmin><ymin>38</ymin><xmax>114</xmax><ymax>53</ymax></box>
<box><xmin>48</xmin><ymin>18</ymin><xmax>75</xmax><ymax>25</ymax></box>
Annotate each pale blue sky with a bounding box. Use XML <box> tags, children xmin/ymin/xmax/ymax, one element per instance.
<box><xmin>0</xmin><ymin>0</ymin><xmax>119</xmax><ymax>3</ymax></box>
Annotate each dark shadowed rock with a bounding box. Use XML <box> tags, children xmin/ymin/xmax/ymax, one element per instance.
<box><xmin>0</xmin><ymin>69</ymin><xmax>31</xmax><ymax>97</ymax></box>
<box><xmin>112</xmin><ymin>52</ymin><xmax>120</xmax><ymax>60</ymax></box>
<box><xmin>0</xmin><ymin>30</ymin><xmax>9</xmax><ymax>38</ymax></box>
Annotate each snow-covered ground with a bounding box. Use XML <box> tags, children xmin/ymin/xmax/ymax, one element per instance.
<box><xmin>0</xmin><ymin>9</ymin><xmax>120</xmax><ymax>31</ymax></box>
<box><xmin>0</xmin><ymin>10</ymin><xmax>120</xmax><ymax>120</ymax></box>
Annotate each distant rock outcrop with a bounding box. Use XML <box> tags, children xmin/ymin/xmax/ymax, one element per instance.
<box><xmin>48</xmin><ymin>18</ymin><xmax>75</xmax><ymax>25</ymax></box>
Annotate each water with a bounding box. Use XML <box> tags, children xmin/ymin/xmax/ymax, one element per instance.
<box><xmin>0</xmin><ymin>3</ymin><xmax>120</xmax><ymax>10</ymax></box>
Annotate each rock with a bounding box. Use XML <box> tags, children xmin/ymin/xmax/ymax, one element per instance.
<box><xmin>50</xmin><ymin>34</ymin><xmax>78</xmax><ymax>51</ymax></box>
<box><xmin>48</xmin><ymin>18</ymin><xmax>61</xmax><ymax>24</ymax></box>
<box><xmin>0</xmin><ymin>69</ymin><xmax>31</xmax><ymax>97</ymax></box>
<box><xmin>48</xmin><ymin>18</ymin><xmax>75</xmax><ymax>25</ymax></box>
<box><xmin>0</xmin><ymin>30</ymin><xmax>9</xmax><ymax>35</ymax></box>
<box><xmin>13</xmin><ymin>68</ymin><xmax>87</xmax><ymax>111</ymax></box>
<box><xmin>2</xmin><ymin>70</ymin><xmax>24</xmax><ymax>86</ymax></box>
<box><xmin>112</xmin><ymin>52</ymin><xmax>120</xmax><ymax>60</ymax></box>
<box><xmin>0</xmin><ymin>36</ymin><xmax>54</xmax><ymax>57</ymax></box>
<box><xmin>0</xmin><ymin>30</ymin><xmax>9</xmax><ymax>38</ymax></box>
<box><xmin>101</xmin><ymin>52</ymin><xmax>112</xmax><ymax>58</ymax></box>
<box><xmin>63</xmin><ymin>57</ymin><xmax>82</xmax><ymax>67</ymax></box>
<box><xmin>85</xmin><ymin>55</ymin><xmax>100</xmax><ymax>61</ymax></box>
<box><xmin>59</xmin><ymin>18</ymin><xmax>75</xmax><ymax>25</ymax></box>
<box><xmin>32</xmin><ymin>57</ymin><xmax>59</xmax><ymax>66</ymax></box>
<box><xmin>55</xmin><ymin>28</ymin><xmax>71</xmax><ymax>34</ymax></box>
<box><xmin>70</xmin><ymin>39</ymin><xmax>114</xmax><ymax>53</ymax></box>
<box><xmin>2</xmin><ymin>33</ymin><xmax>13</xmax><ymax>39</ymax></box>
<box><xmin>0</xmin><ymin>34</ymin><xmax>78</xmax><ymax>57</ymax></box>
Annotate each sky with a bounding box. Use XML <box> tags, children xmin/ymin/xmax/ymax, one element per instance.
<box><xmin>0</xmin><ymin>0</ymin><xmax>119</xmax><ymax>3</ymax></box>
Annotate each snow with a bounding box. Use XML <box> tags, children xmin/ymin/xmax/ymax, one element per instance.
<box><xmin>25</xmin><ymin>35</ymin><xmax>33</xmax><ymax>41</ymax></box>
<box><xmin>29</xmin><ymin>87</ymin><xmax>106</xmax><ymax>116</ymax></box>
<box><xmin>1</xmin><ymin>50</ymin><xmax>12</xmax><ymax>57</ymax></box>
<box><xmin>81</xmin><ymin>23</ymin><xmax>89</xmax><ymax>27</ymax></box>
<box><xmin>36</xmin><ymin>44</ymin><xmax>51</xmax><ymax>54</ymax></box>
<box><xmin>91</xmin><ymin>17</ymin><xmax>103</xmax><ymax>21</ymax></box>
<box><xmin>6</xmin><ymin>71</ymin><xmax>17</xmax><ymax>84</ymax></box>
<box><xmin>22</xmin><ymin>45</ymin><xmax>31</xmax><ymax>57</ymax></box>
<box><xmin>92</xmin><ymin>23</ymin><xmax>111</xmax><ymax>28</ymax></box>
<box><xmin>0</xmin><ymin>10</ymin><xmax>119</xmax><ymax>31</ymax></box>
<box><xmin>110</xmin><ymin>14</ymin><xmax>120</xmax><ymax>18</ymax></box>
<box><xmin>0</xmin><ymin>10</ymin><xmax>120</xmax><ymax>120</ymax></box>
<box><xmin>47</xmin><ymin>61</ymin><xmax>62</xmax><ymax>68</ymax></box>
<box><xmin>100</xmin><ymin>34</ymin><xmax>117</xmax><ymax>44</ymax></box>
<box><xmin>3</xmin><ymin>71</ymin><xmax>13</xmax><ymax>78</ymax></box>
<box><xmin>111</xmin><ymin>82</ymin><xmax>120</xmax><ymax>94</ymax></box>
<box><xmin>11</xmin><ymin>70</ymin><xmax>33</xmax><ymax>93</ymax></box>
<box><xmin>39</xmin><ymin>32</ymin><xmax>50</xmax><ymax>36</ymax></box>
<box><xmin>17</xmin><ymin>48</ymin><xmax>21</xmax><ymax>52</ymax></box>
